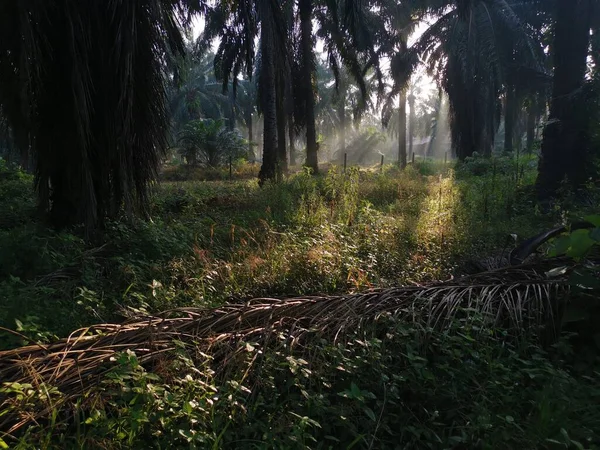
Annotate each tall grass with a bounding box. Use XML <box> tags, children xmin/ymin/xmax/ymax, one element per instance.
<box><xmin>0</xmin><ymin>155</ymin><xmax>586</xmax><ymax>347</ymax></box>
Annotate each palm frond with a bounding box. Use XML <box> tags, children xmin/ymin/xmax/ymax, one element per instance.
<box><xmin>0</xmin><ymin>260</ymin><xmax>575</xmax><ymax>435</ymax></box>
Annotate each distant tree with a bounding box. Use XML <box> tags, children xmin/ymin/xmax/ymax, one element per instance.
<box><xmin>299</xmin><ymin>0</ymin><xmax>380</xmax><ymax>173</ymax></box>
<box><xmin>315</xmin><ymin>62</ymin><xmax>375</xmax><ymax>162</ymax></box>
<box><xmin>178</xmin><ymin>119</ymin><xmax>246</xmax><ymax>167</ymax></box>
<box><xmin>0</xmin><ymin>109</ymin><xmax>15</xmax><ymax>164</ymax></box>
<box><xmin>168</xmin><ymin>52</ymin><xmax>230</xmax><ymax>138</ymax></box>
<box><xmin>398</xmin><ymin>0</ymin><xmax>545</xmax><ymax>160</ymax></box>
<box><xmin>200</xmin><ymin>0</ymin><xmax>287</xmax><ymax>184</ymax></box>
<box><xmin>298</xmin><ymin>0</ymin><xmax>319</xmax><ymax>174</ymax></box>
<box><xmin>232</xmin><ymin>80</ymin><xmax>258</xmax><ymax>160</ymax></box>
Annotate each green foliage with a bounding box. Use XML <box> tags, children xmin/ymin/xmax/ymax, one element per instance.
<box><xmin>178</xmin><ymin>119</ymin><xmax>247</xmax><ymax>167</ymax></box>
<box><xmin>2</xmin><ymin>155</ymin><xmax>600</xmax><ymax>448</ymax></box>
<box><xmin>548</xmin><ymin>216</ymin><xmax>600</xmax><ymax>261</ymax></box>
<box><xmin>0</xmin><ymin>159</ymin><xmax>35</xmax><ymax>229</ymax></box>
<box><xmin>6</xmin><ymin>320</ymin><xmax>600</xmax><ymax>449</ymax></box>
<box><xmin>0</xmin><ymin>155</ymin><xmax>575</xmax><ymax>348</ymax></box>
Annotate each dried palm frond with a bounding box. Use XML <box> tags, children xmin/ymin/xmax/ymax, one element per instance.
<box><xmin>0</xmin><ymin>261</ymin><xmax>572</xmax><ymax>434</ymax></box>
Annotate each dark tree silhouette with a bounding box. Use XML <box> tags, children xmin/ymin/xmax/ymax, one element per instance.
<box><xmin>537</xmin><ymin>0</ymin><xmax>593</xmax><ymax>198</ymax></box>
<box><xmin>0</xmin><ymin>0</ymin><xmax>201</xmax><ymax>233</ymax></box>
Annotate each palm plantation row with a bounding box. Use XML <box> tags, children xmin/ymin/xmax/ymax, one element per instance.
<box><xmin>0</xmin><ymin>0</ymin><xmax>599</xmax><ymax>232</ymax></box>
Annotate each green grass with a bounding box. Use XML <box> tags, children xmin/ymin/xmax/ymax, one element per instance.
<box><xmin>1</xmin><ymin>155</ymin><xmax>599</xmax><ymax>449</ymax></box>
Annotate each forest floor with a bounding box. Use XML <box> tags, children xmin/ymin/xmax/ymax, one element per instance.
<box><xmin>0</xmin><ymin>155</ymin><xmax>599</xmax><ymax>448</ymax></box>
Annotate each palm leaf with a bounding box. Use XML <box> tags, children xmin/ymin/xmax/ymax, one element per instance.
<box><xmin>0</xmin><ymin>260</ymin><xmax>574</xmax><ymax>435</ymax></box>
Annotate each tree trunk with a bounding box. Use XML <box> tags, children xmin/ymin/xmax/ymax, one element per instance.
<box><xmin>276</xmin><ymin>72</ymin><xmax>288</xmax><ymax>174</ymax></box>
<box><xmin>408</xmin><ymin>93</ymin><xmax>415</xmax><ymax>158</ymax></box>
<box><xmin>299</xmin><ymin>0</ymin><xmax>318</xmax><ymax>174</ymax></box>
<box><xmin>288</xmin><ymin>121</ymin><xmax>296</xmax><ymax>166</ymax></box>
<box><xmin>398</xmin><ymin>91</ymin><xmax>407</xmax><ymax>169</ymax></box>
<box><xmin>339</xmin><ymin>93</ymin><xmax>346</xmax><ymax>163</ymax></box>
<box><xmin>258</xmin><ymin>0</ymin><xmax>278</xmax><ymax>185</ymax></box>
<box><xmin>504</xmin><ymin>82</ymin><xmax>516</xmax><ymax>153</ymax></box>
<box><xmin>537</xmin><ymin>0</ymin><xmax>592</xmax><ymax>199</ymax></box>
<box><xmin>526</xmin><ymin>100</ymin><xmax>536</xmax><ymax>153</ymax></box>
<box><xmin>247</xmin><ymin>115</ymin><xmax>254</xmax><ymax>161</ymax></box>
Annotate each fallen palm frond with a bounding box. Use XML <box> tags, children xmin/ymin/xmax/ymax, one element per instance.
<box><xmin>0</xmin><ymin>259</ymin><xmax>573</xmax><ymax>434</ymax></box>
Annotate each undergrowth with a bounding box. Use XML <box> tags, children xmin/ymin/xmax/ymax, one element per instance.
<box><xmin>4</xmin><ymin>319</ymin><xmax>600</xmax><ymax>449</ymax></box>
<box><xmin>1</xmin><ymin>155</ymin><xmax>600</xmax><ymax>448</ymax></box>
<box><xmin>1</xmin><ymin>155</ymin><xmax>596</xmax><ymax>348</ymax></box>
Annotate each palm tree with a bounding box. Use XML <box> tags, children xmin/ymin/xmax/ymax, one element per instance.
<box><xmin>178</xmin><ymin>119</ymin><xmax>246</xmax><ymax>167</ymax></box>
<box><xmin>397</xmin><ymin>0</ymin><xmax>545</xmax><ymax>160</ymax></box>
<box><xmin>408</xmin><ymin>91</ymin><xmax>416</xmax><ymax>159</ymax></box>
<box><xmin>168</xmin><ymin>51</ymin><xmax>231</xmax><ymax>138</ymax></box>
<box><xmin>298</xmin><ymin>0</ymin><xmax>319</xmax><ymax>174</ymax></box>
<box><xmin>536</xmin><ymin>0</ymin><xmax>595</xmax><ymax>198</ymax></box>
<box><xmin>0</xmin><ymin>0</ymin><xmax>201</xmax><ymax>233</ymax></box>
<box><xmin>200</xmin><ymin>0</ymin><xmax>288</xmax><ymax>183</ymax></box>
<box><xmin>232</xmin><ymin>80</ymin><xmax>258</xmax><ymax>160</ymax></box>
<box><xmin>293</xmin><ymin>0</ymin><xmax>381</xmax><ymax>173</ymax></box>
<box><xmin>376</xmin><ymin>0</ymin><xmax>428</xmax><ymax>168</ymax></box>
<box><xmin>314</xmin><ymin>61</ymin><xmax>374</xmax><ymax>162</ymax></box>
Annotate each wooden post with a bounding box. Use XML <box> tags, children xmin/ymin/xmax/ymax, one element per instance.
<box><xmin>229</xmin><ymin>156</ymin><xmax>233</xmax><ymax>180</ymax></box>
<box><xmin>380</xmin><ymin>154</ymin><xmax>384</xmax><ymax>172</ymax></box>
<box><xmin>343</xmin><ymin>153</ymin><xmax>347</xmax><ymax>173</ymax></box>
<box><xmin>444</xmin><ymin>151</ymin><xmax>448</xmax><ymax>165</ymax></box>
<box><xmin>412</xmin><ymin>152</ymin><xmax>415</xmax><ymax>164</ymax></box>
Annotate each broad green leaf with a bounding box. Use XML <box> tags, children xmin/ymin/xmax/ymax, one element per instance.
<box><xmin>0</xmin><ymin>438</ymin><xmax>8</xmax><ymax>449</ymax></box>
<box><xmin>584</xmin><ymin>214</ymin><xmax>600</xmax><ymax>227</ymax></box>
<box><xmin>548</xmin><ymin>235</ymin><xmax>570</xmax><ymax>257</ymax></box>
<box><xmin>363</xmin><ymin>407</ymin><xmax>377</xmax><ymax>421</ymax></box>
<box><xmin>566</xmin><ymin>229</ymin><xmax>595</xmax><ymax>259</ymax></box>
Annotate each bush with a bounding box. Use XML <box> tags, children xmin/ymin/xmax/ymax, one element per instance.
<box><xmin>0</xmin><ymin>158</ymin><xmax>35</xmax><ymax>229</ymax></box>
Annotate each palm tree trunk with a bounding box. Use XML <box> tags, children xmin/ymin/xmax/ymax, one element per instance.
<box><xmin>504</xmin><ymin>82</ymin><xmax>516</xmax><ymax>153</ymax></box>
<box><xmin>526</xmin><ymin>100</ymin><xmax>536</xmax><ymax>153</ymax></box>
<box><xmin>398</xmin><ymin>91</ymin><xmax>407</xmax><ymax>169</ymax></box>
<box><xmin>408</xmin><ymin>93</ymin><xmax>415</xmax><ymax>159</ymax></box>
<box><xmin>299</xmin><ymin>0</ymin><xmax>318</xmax><ymax>174</ymax></box>
<box><xmin>276</xmin><ymin>73</ymin><xmax>288</xmax><ymax>174</ymax></box>
<box><xmin>339</xmin><ymin>94</ymin><xmax>346</xmax><ymax>163</ymax></box>
<box><xmin>258</xmin><ymin>0</ymin><xmax>278</xmax><ymax>184</ymax></box>
<box><xmin>537</xmin><ymin>0</ymin><xmax>592</xmax><ymax>199</ymax></box>
<box><xmin>247</xmin><ymin>115</ymin><xmax>254</xmax><ymax>160</ymax></box>
<box><xmin>288</xmin><ymin>121</ymin><xmax>296</xmax><ymax>166</ymax></box>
